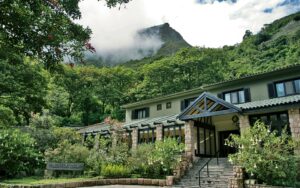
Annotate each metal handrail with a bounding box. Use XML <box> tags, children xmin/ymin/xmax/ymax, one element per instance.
<box><xmin>198</xmin><ymin>150</ymin><xmax>220</xmax><ymax>187</ymax></box>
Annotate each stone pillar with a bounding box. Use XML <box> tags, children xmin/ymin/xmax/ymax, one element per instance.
<box><xmin>131</xmin><ymin>128</ymin><xmax>139</xmax><ymax>150</ymax></box>
<box><xmin>156</xmin><ymin>124</ymin><xmax>163</xmax><ymax>141</ymax></box>
<box><xmin>111</xmin><ymin>130</ymin><xmax>117</xmax><ymax>147</ymax></box>
<box><xmin>288</xmin><ymin>108</ymin><xmax>300</xmax><ymax>139</ymax></box>
<box><xmin>184</xmin><ymin>120</ymin><xmax>195</xmax><ymax>161</ymax></box>
<box><xmin>238</xmin><ymin>114</ymin><xmax>250</xmax><ymax>135</ymax></box>
<box><xmin>288</xmin><ymin>108</ymin><xmax>300</xmax><ymax>154</ymax></box>
<box><xmin>228</xmin><ymin>166</ymin><xmax>244</xmax><ymax>188</ymax></box>
<box><xmin>94</xmin><ymin>134</ymin><xmax>100</xmax><ymax>150</ymax></box>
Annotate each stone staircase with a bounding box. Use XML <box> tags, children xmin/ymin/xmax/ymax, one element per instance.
<box><xmin>175</xmin><ymin>158</ymin><xmax>233</xmax><ymax>188</ymax></box>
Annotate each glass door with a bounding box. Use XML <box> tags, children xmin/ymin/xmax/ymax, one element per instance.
<box><xmin>195</xmin><ymin>125</ymin><xmax>216</xmax><ymax>157</ymax></box>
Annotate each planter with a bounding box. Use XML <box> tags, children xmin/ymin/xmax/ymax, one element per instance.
<box><xmin>244</xmin><ymin>179</ymin><xmax>257</xmax><ymax>185</ymax></box>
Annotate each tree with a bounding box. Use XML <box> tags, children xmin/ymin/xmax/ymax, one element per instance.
<box><xmin>0</xmin><ymin>128</ymin><xmax>42</xmax><ymax>177</ymax></box>
<box><xmin>0</xmin><ymin>0</ymin><xmax>131</xmax><ymax>68</ymax></box>
<box><xmin>0</xmin><ymin>60</ymin><xmax>49</xmax><ymax>125</ymax></box>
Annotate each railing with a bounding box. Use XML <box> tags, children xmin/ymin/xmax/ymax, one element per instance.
<box><xmin>198</xmin><ymin>150</ymin><xmax>220</xmax><ymax>187</ymax></box>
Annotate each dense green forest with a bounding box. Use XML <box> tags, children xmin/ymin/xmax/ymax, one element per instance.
<box><xmin>1</xmin><ymin>4</ymin><xmax>300</xmax><ymax>126</ymax></box>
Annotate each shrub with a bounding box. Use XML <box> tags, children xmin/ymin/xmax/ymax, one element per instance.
<box><xmin>45</xmin><ymin>140</ymin><xmax>89</xmax><ymax>163</ymax></box>
<box><xmin>102</xmin><ymin>164</ymin><xmax>131</xmax><ymax>178</ymax></box>
<box><xmin>0</xmin><ymin>128</ymin><xmax>42</xmax><ymax>177</ymax></box>
<box><xmin>128</xmin><ymin>138</ymin><xmax>184</xmax><ymax>178</ymax></box>
<box><xmin>0</xmin><ymin>105</ymin><xmax>16</xmax><ymax>128</ymax></box>
<box><xmin>85</xmin><ymin>137</ymin><xmax>110</xmax><ymax>176</ymax></box>
<box><xmin>149</xmin><ymin>138</ymin><xmax>184</xmax><ymax>176</ymax></box>
<box><xmin>106</xmin><ymin>140</ymin><xmax>129</xmax><ymax>165</ymax></box>
<box><xmin>226</xmin><ymin>121</ymin><xmax>298</xmax><ymax>186</ymax></box>
<box><xmin>128</xmin><ymin>143</ymin><xmax>156</xmax><ymax>177</ymax></box>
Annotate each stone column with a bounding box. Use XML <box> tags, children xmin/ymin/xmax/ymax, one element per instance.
<box><xmin>111</xmin><ymin>130</ymin><xmax>117</xmax><ymax>148</ymax></box>
<box><xmin>228</xmin><ymin>166</ymin><xmax>244</xmax><ymax>188</ymax></box>
<box><xmin>184</xmin><ymin>120</ymin><xmax>195</xmax><ymax>162</ymax></box>
<box><xmin>94</xmin><ymin>134</ymin><xmax>100</xmax><ymax>150</ymax></box>
<box><xmin>288</xmin><ymin>108</ymin><xmax>300</xmax><ymax>154</ymax></box>
<box><xmin>156</xmin><ymin>124</ymin><xmax>163</xmax><ymax>141</ymax></box>
<box><xmin>238</xmin><ymin>114</ymin><xmax>250</xmax><ymax>135</ymax></box>
<box><xmin>131</xmin><ymin>128</ymin><xmax>139</xmax><ymax>150</ymax></box>
<box><xmin>288</xmin><ymin>108</ymin><xmax>300</xmax><ymax>139</ymax></box>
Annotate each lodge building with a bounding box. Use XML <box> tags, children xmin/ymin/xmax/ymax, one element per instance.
<box><xmin>79</xmin><ymin>64</ymin><xmax>300</xmax><ymax>160</ymax></box>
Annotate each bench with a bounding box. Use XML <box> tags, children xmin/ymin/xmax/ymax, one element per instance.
<box><xmin>45</xmin><ymin>162</ymin><xmax>84</xmax><ymax>177</ymax></box>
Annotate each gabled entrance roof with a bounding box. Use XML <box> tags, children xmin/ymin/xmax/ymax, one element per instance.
<box><xmin>178</xmin><ymin>92</ymin><xmax>241</xmax><ymax>121</ymax></box>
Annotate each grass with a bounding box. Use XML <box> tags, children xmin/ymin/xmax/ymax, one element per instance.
<box><xmin>1</xmin><ymin>176</ymin><xmax>95</xmax><ymax>185</ymax></box>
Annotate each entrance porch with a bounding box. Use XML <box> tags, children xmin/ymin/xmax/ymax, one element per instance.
<box><xmin>178</xmin><ymin>92</ymin><xmax>242</xmax><ymax>160</ymax></box>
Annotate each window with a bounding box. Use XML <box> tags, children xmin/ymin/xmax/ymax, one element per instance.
<box><xmin>166</xmin><ymin>102</ymin><xmax>172</xmax><ymax>109</ymax></box>
<box><xmin>249</xmin><ymin>112</ymin><xmax>290</xmax><ymax>135</ymax></box>
<box><xmin>131</xmin><ymin>108</ymin><xmax>149</xmax><ymax>120</ymax></box>
<box><xmin>181</xmin><ymin>97</ymin><xmax>197</xmax><ymax>111</ymax></box>
<box><xmin>273</xmin><ymin>78</ymin><xmax>300</xmax><ymax>97</ymax></box>
<box><xmin>223</xmin><ymin>89</ymin><xmax>247</xmax><ymax>104</ymax></box>
<box><xmin>163</xmin><ymin>124</ymin><xmax>185</xmax><ymax>143</ymax></box>
<box><xmin>138</xmin><ymin>128</ymin><xmax>156</xmax><ymax>144</ymax></box>
<box><xmin>157</xmin><ymin>104</ymin><xmax>162</xmax><ymax>111</ymax></box>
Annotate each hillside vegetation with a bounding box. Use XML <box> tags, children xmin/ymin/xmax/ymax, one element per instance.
<box><xmin>1</xmin><ymin>12</ymin><xmax>300</xmax><ymax>127</ymax></box>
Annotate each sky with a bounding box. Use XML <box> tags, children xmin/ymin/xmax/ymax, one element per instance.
<box><xmin>78</xmin><ymin>0</ymin><xmax>300</xmax><ymax>61</ymax></box>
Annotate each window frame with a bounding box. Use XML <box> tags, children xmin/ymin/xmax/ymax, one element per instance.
<box><xmin>131</xmin><ymin>107</ymin><xmax>149</xmax><ymax>120</ymax></box>
<box><xmin>274</xmin><ymin>77</ymin><xmax>300</xmax><ymax>97</ymax></box>
<box><xmin>157</xmin><ymin>104</ymin><xmax>162</xmax><ymax>111</ymax></box>
<box><xmin>166</xmin><ymin>102</ymin><xmax>172</xmax><ymax>109</ymax></box>
<box><xmin>249</xmin><ymin>111</ymin><xmax>290</xmax><ymax>135</ymax></box>
<box><xmin>222</xmin><ymin>88</ymin><xmax>246</xmax><ymax>104</ymax></box>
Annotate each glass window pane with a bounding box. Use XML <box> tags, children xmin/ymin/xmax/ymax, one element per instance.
<box><xmin>295</xmin><ymin>79</ymin><xmax>300</xmax><ymax>93</ymax></box>
<box><xmin>285</xmin><ymin>81</ymin><xmax>295</xmax><ymax>95</ymax></box>
<box><xmin>225</xmin><ymin>93</ymin><xmax>231</xmax><ymax>103</ymax></box>
<box><xmin>231</xmin><ymin>92</ymin><xmax>238</xmax><ymax>104</ymax></box>
<box><xmin>276</xmin><ymin>83</ymin><xmax>285</xmax><ymax>97</ymax></box>
<box><xmin>239</xmin><ymin>90</ymin><xmax>245</xmax><ymax>103</ymax></box>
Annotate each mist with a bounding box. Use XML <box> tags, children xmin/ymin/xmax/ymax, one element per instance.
<box><xmin>78</xmin><ymin>0</ymin><xmax>164</xmax><ymax>65</ymax></box>
<box><xmin>78</xmin><ymin>0</ymin><xmax>300</xmax><ymax>65</ymax></box>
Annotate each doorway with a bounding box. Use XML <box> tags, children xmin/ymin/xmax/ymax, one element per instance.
<box><xmin>195</xmin><ymin>119</ymin><xmax>216</xmax><ymax>157</ymax></box>
<box><xmin>219</xmin><ymin>130</ymin><xmax>239</xmax><ymax>157</ymax></box>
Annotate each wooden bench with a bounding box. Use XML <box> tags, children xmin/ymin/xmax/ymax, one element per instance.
<box><xmin>45</xmin><ymin>162</ymin><xmax>84</xmax><ymax>177</ymax></box>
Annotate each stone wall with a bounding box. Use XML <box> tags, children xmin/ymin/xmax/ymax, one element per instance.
<box><xmin>0</xmin><ymin>178</ymin><xmax>170</xmax><ymax>188</ymax></box>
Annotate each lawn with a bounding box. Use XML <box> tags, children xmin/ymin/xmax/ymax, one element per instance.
<box><xmin>1</xmin><ymin>176</ymin><xmax>95</xmax><ymax>185</ymax></box>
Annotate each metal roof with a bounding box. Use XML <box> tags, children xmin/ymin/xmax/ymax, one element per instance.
<box><xmin>122</xmin><ymin>114</ymin><xmax>184</xmax><ymax>129</ymax></box>
<box><xmin>236</xmin><ymin>94</ymin><xmax>300</xmax><ymax>110</ymax></box>
<box><xmin>77</xmin><ymin>122</ymin><xmax>111</xmax><ymax>134</ymax></box>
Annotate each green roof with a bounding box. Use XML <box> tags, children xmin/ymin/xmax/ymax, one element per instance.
<box><xmin>122</xmin><ymin>63</ymin><xmax>300</xmax><ymax>109</ymax></box>
<box><xmin>236</xmin><ymin>94</ymin><xmax>300</xmax><ymax>110</ymax></box>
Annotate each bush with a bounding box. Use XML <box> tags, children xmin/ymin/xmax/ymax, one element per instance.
<box><xmin>0</xmin><ymin>105</ymin><xmax>16</xmax><ymax>128</ymax></box>
<box><xmin>149</xmin><ymin>138</ymin><xmax>184</xmax><ymax>176</ymax></box>
<box><xmin>85</xmin><ymin>137</ymin><xmax>110</xmax><ymax>176</ymax></box>
<box><xmin>0</xmin><ymin>128</ymin><xmax>42</xmax><ymax>177</ymax></box>
<box><xmin>128</xmin><ymin>138</ymin><xmax>184</xmax><ymax>178</ymax></box>
<box><xmin>128</xmin><ymin>143</ymin><xmax>156</xmax><ymax>177</ymax></box>
<box><xmin>226</xmin><ymin>121</ymin><xmax>298</xmax><ymax>186</ymax></box>
<box><xmin>45</xmin><ymin>140</ymin><xmax>89</xmax><ymax>163</ymax></box>
<box><xmin>102</xmin><ymin>164</ymin><xmax>131</xmax><ymax>178</ymax></box>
